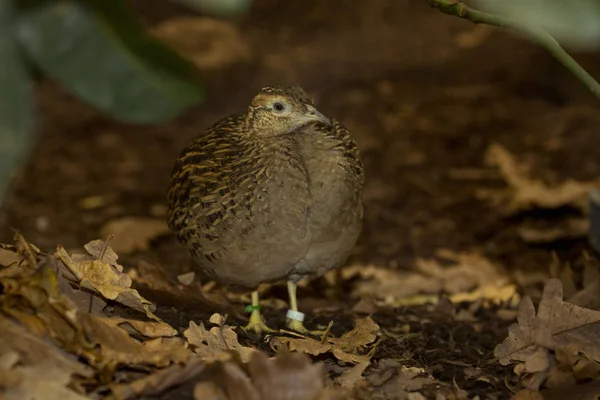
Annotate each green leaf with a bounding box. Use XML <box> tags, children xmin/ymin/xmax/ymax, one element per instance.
<box><xmin>0</xmin><ymin>2</ymin><xmax>36</xmax><ymax>205</ymax></box>
<box><xmin>475</xmin><ymin>0</ymin><xmax>600</xmax><ymax>50</ymax></box>
<box><xmin>15</xmin><ymin>0</ymin><xmax>204</xmax><ymax>124</ymax></box>
<box><xmin>173</xmin><ymin>0</ymin><xmax>253</xmax><ymax>17</ymax></box>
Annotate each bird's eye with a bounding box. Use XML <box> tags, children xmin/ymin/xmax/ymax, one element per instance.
<box><xmin>273</xmin><ymin>102</ymin><xmax>285</xmax><ymax>112</ymax></box>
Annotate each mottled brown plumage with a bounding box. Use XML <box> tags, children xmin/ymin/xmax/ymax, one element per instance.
<box><xmin>167</xmin><ymin>84</ymin><xmax>364</xmax><ymax>333</ymax></box>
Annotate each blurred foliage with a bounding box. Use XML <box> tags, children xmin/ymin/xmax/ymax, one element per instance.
<box><xmin>174</xmin><ymin>0</ymin><xmax>252</xmax><ymax>17</ymax></box>
<box><xmin>430</xmin><ymin>0</ymin><xmax>600</xmax><ymax>101</ymax></box>
<box><xmin>0</xmin><ymin>2</ymin><xmax>36</xmax><ymax>209</ymax></box>
<box><xmin>0</xmin><ymin>0</ymin><xmax>251</xmax><ymax>205</ymax></box>
<box><xmin>474</xmin><ymin>0</ymin><xmax>600</xmax><ymax>50</ymax></box>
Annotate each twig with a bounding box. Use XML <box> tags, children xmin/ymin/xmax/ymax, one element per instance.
<box><xmin>426</xmin><ymin>0</ymin><xmax>600</xmax><ymax>101</ymax></box>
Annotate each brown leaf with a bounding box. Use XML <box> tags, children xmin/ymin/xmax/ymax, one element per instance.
<box><xmin>275</xmin><ymin>317</ymin><xmax>380</xmax><ymax>364</ymax></box>
<box><xmin>524</xmin><ymin>348</ymin><xmax>552</xmax><ymax>373</ymax></box>
<box><xmin>110</xmin><ymin>357</ymin><xmax>207</xmax><ymax>400</ymax></box>
<box><xmin>3</xmin><ymin>361</ymin><xmax>90</xmax><ymax>400</ymax></box>
<box><xmin>518</xmin><ymin>218</ymin><xmax>589</xmax><ymax>244</ymax></box>
<box><xmin>193</xmin><ymin>382</ymin><xmax>228</xmax><ymax>400</ymax></box>
<box><xmin>330</xmin><ymin>317</ymin><xmax>380</xmax><ymax>363</ymax></box>
<box><xmin>184</xmin><ymin>315</ymin><xmax>256</xmax><ymax>362</ymax></box>
<box><xmin>81</xmin><ymin>314</ymin><xmax>190</xmax><ymax>367</ymax></box>
<box><xmin>495</xmin><ymin>278</ymin><xmax>600</xmax><ymax>368</ymax></box>
<box><xmin>56</xmin><ymin>245</ymin><xmax>159</xmax><ymax>320</ymax></box>
<box><xmin>131</xmin><ymin>260</ymin><xmax>235</xmax><ymax>317</ymax></box>
<box><xmin>100</xmin><ymin>317</ymin><xmax>177</xmax><ymax>338</ymax></box>
<box><xmin>84</xmin><ymin>239</ymin><xmax>124</xmax><ymax>272</ymax></box>
<box><xmin>477</xmin><ymin>143</ymin><xmax>598</xmax><ymax>214</ymax></box>
<box><xmin>201</xmin><ymin>351</ymin><xmax>346</xmax><ymax>400</ymax></box>
<box><xmin>344</xmin><ymin>250</ymin><xmax>509</xmax><ymax>306</ymax></box>
<box><xmin>335</xmin><ymin>361</ymin><xmax>370</xmax><ymax>390</ymax></box>
<box><xmin>0</xmin><ymin>247</ymin><xmax>20</xmax><ymax>268</ymax></box>
<box><xmin>248</xmin><ymin>351</ymin><xmax>345</xmax><ymax>400</ymax></box>
<box><xmin>14</xmin><ymin>232</ymin><xmax>41</xmax><ymax>270</ymax></box>
<box><xmin>100</xmin><ymin>217</ymin><xmax>170</xmax><ymax>254</ymax></box>
<box><xmin>567</xmin><ymin>256</ymin><xmax>600</xmax><ymax>310</ymax></box>
<box><xmin>277</xmin><ymin>336</ymin><xmax>332</xmax><ymax>356</ymax></box>
<box><xmin>366</xmin><ymin>360</ymin><xmax>435</xmax><ymax>399</ymax></box>
<box><xmin>54</xmin><ymin>265</ymin><xmax>107</xmax><ymax>315</ymax></box>
<box><xmin>0</xmin><ymin>318</ymin><xmax>93</xmax><ymax>400</ymax></box>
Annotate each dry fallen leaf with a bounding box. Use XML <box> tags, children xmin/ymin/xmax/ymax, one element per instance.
<box><xmin>84</xmin><ymin>239</ymin><xmax>124</xmax><ymax>272</ymax></box>
<box><xmin>129</xmin><ymin>259</ymin><xmax>236</xmax><ymax>317</ymax></box>
<box><xmin>195</xmin><ymin>351</ymin><xmax>346</xmax><ymax>400</ymax></box>
<box><xmin>56</xmin><ymin>245</ymin><xmax>159</xmax><ymax>320</ymax></box>
<box><xmin>495</xmin><ymin>278</ymin><xmax>600</xmax><ymax>369</ymax></box>
<box><xmin>477</xmin><ymin>143</ymin><xmax>599</xmax><ymax>214</ymax></box>
<box><xmin>365</xmin><ymin>360</ymin><xmax>435</xmax><ymax>399</ymax></box>
<box><xmin>3</xmin><ymin>361</ymin><xmax>90</xmax><ymax>400</ymax></box>
<box><xmin>517</xmin><ymin>218</ymin><xmax>589</xmax><ymax>244</ymax></box>
<box><xmin>247</xmin><ymin>351</ymin><xmax>345</xmax><ymax>400</ymax></box>
<box><xmin>99</xmin><ymin>217</ymin><xmax>170</xmax><ymax>254</ymax></box>
<box><xmin>100</xmin><ymin>317</ymin><xmax>177</xmax><ymax>338</ymax></box>
<box><xmin>0</xmin><ymin>247</ymin><xmax>20</xmax><ymax>268</ymax></box>
<box><xmin>567</xmin><ymin>256</ymin><xmax>600</xmax><ymax>310</ymax></box>
<box><xmin>335</xmin><ymin>361</ymin><xmax>370</xmax><ymax>390</ymax></box>
<box><xmin>193</xmin><ymin>381</ymin><xmax>228</xmax><ymax>400</ymax></box>
<box><xmin>110</xmin><ymin>357</ymin><xmax>207</xmax><ymax>400</ymax></box>
<box><xmin>81</xmin><ymin>314</ymin><xmax>190</xmax><ymax>367</ymax></box>
<box><xmin>184</xmin><ymin>314</ymin><xmax>256</xmax><ymax>362</ymax></box>
<box><xmin>343</xmin><ymin>250</ymin><xmax>509</xmax><ymax>307</ymax></box>
<box><xmin>0</xmin><ymin>318</ymin><xmax>93</xmax><ymax>400</ymax></box>
<box><xmin>274</xmin><ymin>317</ymin><xmax>380</xmax><ymax>364</ymax></box>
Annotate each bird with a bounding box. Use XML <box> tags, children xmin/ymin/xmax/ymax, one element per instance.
<box><xmin>166</xmin><ymin>84</ymin><xmax>364</xmax><ymax>334</ymax></box>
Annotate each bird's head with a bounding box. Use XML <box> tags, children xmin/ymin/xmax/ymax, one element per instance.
<box><xmin>244</xmin><ymin>84</ymin><xmax>331</xmax><ymax>136</ymax></box>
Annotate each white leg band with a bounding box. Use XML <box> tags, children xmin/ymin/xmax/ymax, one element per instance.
<box><xmin>286</xmin><ymin>309</ymin><xmax>305</xmax><ymax>322</ymax></box>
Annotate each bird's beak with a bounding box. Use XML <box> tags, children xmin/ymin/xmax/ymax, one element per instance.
<box><xmin>304</xmin><ymin>105</ymin><xmax>332</xmax><ymax>126</ymax></box>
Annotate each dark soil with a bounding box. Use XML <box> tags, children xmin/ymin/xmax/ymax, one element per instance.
<box><xmin>3</xmin><ymin>0</ymin><xmax>600</xmax><ymax>398</ymax></box>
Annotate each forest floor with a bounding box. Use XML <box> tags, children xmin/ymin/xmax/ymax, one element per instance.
<box><xmin>3</xmin><ymin>0</ymin><xmax>600</xmax><ymax>399</ymax></box>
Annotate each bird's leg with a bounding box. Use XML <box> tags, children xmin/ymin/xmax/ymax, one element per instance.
<box><xmin>285</xmin><ymin>280</ymin><xmax>326</xmax><ymax>335</ymax></box>
<box><xmin>243</xmin><ymin>290</ymin><xmax>277</xmax><ymax>334</ymax></box>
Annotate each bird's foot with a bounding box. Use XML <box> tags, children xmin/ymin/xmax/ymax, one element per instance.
<box><xmin>243</xmin><ymin>311</ymin><xmax>277</xmax><ymax>335</ymax></box>
<box><xmin>286</xmin><ymin>318</ymin><xmax>326</xmax><ymax>336</ymax></box>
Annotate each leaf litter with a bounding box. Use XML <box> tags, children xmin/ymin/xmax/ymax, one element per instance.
<box><xmin>4</xmin><ymin>231</ymin><xmax>600</xmax><ymax>399</ymax></box>
<box><xmin>339</xmin><ymin>249</ymin><xmax>516</xmax><ymax>307</ymax></box>
<box><xmin>476</xmin><ymin>143</ymin><xmax>599</xmax><ymax>214</ymax></box>
<box><xmin>495</xmin><ymin>278</ymin><xmax>600</xmax><ymax>391</ymax></box>
<box><xmin>270</xmin><ymin>317</ymin><xmax>380</xmax><ymax>364</ymax></box>
<box><xmin>0</xmin><ymin>234</ymin><xmax>358</xmax><ymax>399</ymax></box>
<box><xmin>55</xmin><ymin>239</ymin><xmax>159</xmax><ymax>320</ymax></box>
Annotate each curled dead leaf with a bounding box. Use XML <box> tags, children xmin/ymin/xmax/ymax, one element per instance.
<box><xmin>334</xmin><ymin>361</ymin><xmax>370</xmax><ymax>390</ymax></box>
<box><xmin>81</xmin><ymin>314</ymin><xmax>190</xmax><ymax>368</ymax></box>
<box><xmin>0</xmin><ymin>318</ymin><xmax>93</xmax><ymax>400</ymax></box>
<box><xmin>477</xmin><ymin>143</ymin><xmax>599</xmax><ymax>214</ymax></box>
<box><xmin>184</xmin><ymin>314</ymin><xmax>256</xmax><ymax>362</ymax></box>
<box><xmin>495</xmin><ymin>278</ymin><xmax>600</xmax><ymax>371</ymax></box>
<box><xmin>100</xmin><ymin>317</ymin><xmax>177</xmax><ymax>338</ymax></box>
<box><xmin>274</xmin><ymin>317</ymin><xmax>380</xmax><ymax>364</ymax></box>
<box><xmin>56</xmin><ymin>245</ymin><xmax>159</xmax><ymax>321</ymax></box>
